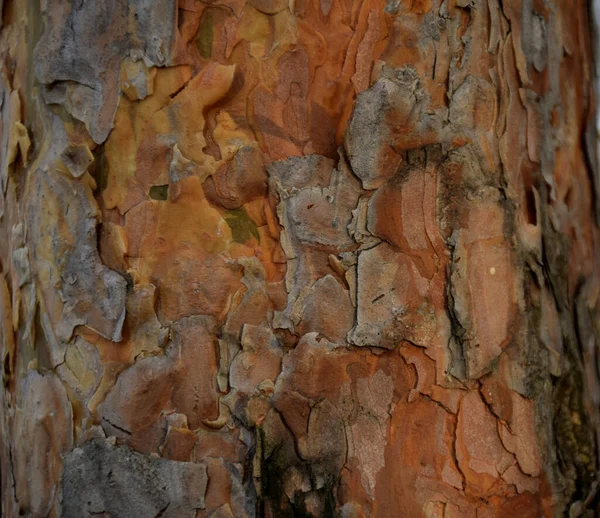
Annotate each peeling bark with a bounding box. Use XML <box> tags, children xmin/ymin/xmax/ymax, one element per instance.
<box><xmin>1</xmin><ymin>0</ymin><xmax>600</xmax><ymax>517</ymax></box>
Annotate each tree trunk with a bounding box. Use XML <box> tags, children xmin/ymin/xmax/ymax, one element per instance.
<box><xmin>1</xmin><ymin>0</ymin><xmax>600</xmax><ymax>516</ymax></box>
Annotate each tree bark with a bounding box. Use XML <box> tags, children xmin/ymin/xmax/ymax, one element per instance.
<box><xmin>1</xmin><ymin>0</ymin><xmax>600</xmax><ymax>516</ymax></box>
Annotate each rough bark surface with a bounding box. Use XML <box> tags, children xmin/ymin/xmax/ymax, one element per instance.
<box><xmin>1</xmin><ymin>0</ymin><xmax>600</xmax><ymax>516</ymax></box>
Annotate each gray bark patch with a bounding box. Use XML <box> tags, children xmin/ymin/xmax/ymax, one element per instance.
<box><xmin>62</xmin><ymin>439</ymin><xmax>207</xmax><ymax>518</ymax></box>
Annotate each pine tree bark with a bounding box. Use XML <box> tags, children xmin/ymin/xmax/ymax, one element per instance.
<box><xmin>1</xmin><ymin>0</ymin><xmax>600</xmax><ymax>516</ymax></box>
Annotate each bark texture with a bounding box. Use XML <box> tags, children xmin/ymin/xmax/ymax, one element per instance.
<box><xmin>1</xmin><ymin>0</ymin><xmax>600</xmax><ymax>516</ymax></box>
